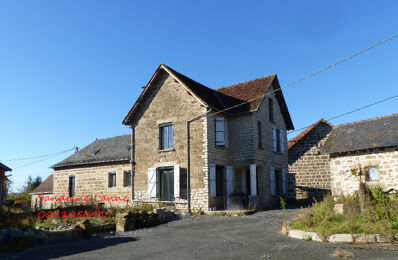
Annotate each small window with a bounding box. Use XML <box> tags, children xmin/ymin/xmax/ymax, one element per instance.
<box><xmin>108</xmin><ymin>172</ymin><xmax>116</xmax><ymax>187</ymax></box>
<box><xmin>369</xmin><ymin>167</ymin><xmax>379</xmax><ymax>181</ymax></box>
<box><xmin>69</xmin><ymin>176</ymin><xmax>75</xmax><ymax>197</ymax></box>
<box><xmin>215</xmin><ymin>117</ymin><xmax>225</xmax><ymax>146</ymax></box>
<box><xmin>124</xmin><ymin>145</ymin><xmax>131</xmax><ymax>151</ymax></box>
<box><xmin>159</xmin><ymin>123</ymin><xmax>173</xmax><ymax>150</ymax></box>
<box><xmin>268</xmin><ymin>98</ymin><xmax>274</xmax><ymax>122</ymax></box>
<box><xmin>257</xmin><ymin>121</ymin><xmax>263</xmax><ymax>148</ymax></box>
<box><xmin>91</xmin><ymin>149</ymin><xmax>100</xmax><ymax>155</ymax></box>
<box><xmin>123</xmin><ymin>170</ymin><xmax>131</xmax><ymax>187</ymax></box>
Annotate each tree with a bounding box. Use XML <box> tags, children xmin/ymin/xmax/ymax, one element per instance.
<box><xmin>21</xmin><ymin>176</ymin><xmax>42</xmax><ymax>193</ymax></box>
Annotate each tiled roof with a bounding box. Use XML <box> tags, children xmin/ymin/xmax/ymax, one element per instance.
<box><xmin>288</xmin><ymin>119</ymin><xmax>333</xmax><ymax>150</ymax></box>
<box><xmin>123</xmin><ymin>64</ymin><xmax>294</xmax><ymax>130</ymax></box>
<box><xmin>0</xmin><ymin>162</ymin><xmax>12</xmax><ymax>172</ymax></box>
<box><xmin>51</xmin><ymin>135</ymin><xmax>131</xmax><ymax>169</ymax></box>
<box><xmin>321</xmin><ymin>114</ymin><xmax>398</xmax><ymax>154</ymax></box>
<box><xmin>31</xmin><ymin>174</ymin><xmax>53</xmax><ymax>194</ymax></box>
<box><xmin>216</xmin><ymin>75</ymin><xmax>276</xmax><ymax>111</ymax></box>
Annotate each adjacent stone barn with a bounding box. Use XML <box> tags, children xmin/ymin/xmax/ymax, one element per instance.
<box><xmin>51</xmin><ymin>135</ymin><xmax>133</xmax><ymax>208</ymax></box>
<box><xmin>287</xmin><ymin>119</ymin><xmax>333</xmax><ymax>199</ymax></box>
<box><xmin>122</xmin><ymin>64</ymin><xmax>294</xmax><ymax>211</ymax></box>
<box><xmin>30</xmin><ymin>174</ymin><xmax>54</xmax><ymax>210</ymax></box>
<box><xmin>321</xmin><ymin>114</ymin><xmax>398</xmax><ymax>196</ymax></box>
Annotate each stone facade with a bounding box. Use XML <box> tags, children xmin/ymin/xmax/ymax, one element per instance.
<box><xmin>288</xmin><ymin>121</ymin><xmax>332</xmax><ymax>199</ymax></box>
<box><xmin>31</xmin><ymin>193</ymin><xmax>54</xmax><ymax>210</ymax></box>
<box><xmin>53</xmin><ymin>162</ymin><xmax>132</xmax><ymax>208</ymax></box>
<box><xmin>330</xmin><ymin>147</ymin><xmax>398</xmax><ymax>196</ymax></box>
<box><xmin>130</xmin><ymin>72</ymin><xmax>209</xmax><ymax>210</ymax></box>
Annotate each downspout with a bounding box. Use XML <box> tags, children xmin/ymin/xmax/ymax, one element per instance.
<box><xmin>186</xmin><ymin>108</ymin><xmax>212</xmax><ymax>213</ymax></box>
<box><xmin>130</xmin><ymin>125</ymin><xmax>136</xmax><ymax>202</ymax></box>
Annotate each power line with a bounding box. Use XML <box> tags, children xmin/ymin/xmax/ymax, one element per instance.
<box><xmin>12</xmin><ymin>149</ymin><xmax>74</xmax><ymax>170</ymax></box>
<box><xmin>209</xmin><ymin>33</ymin><xmax>398</xmax><ymax>117</ymax></box>
<box><xmin>288</xmin><ymin>93</ymin><xmax>398</xmax><ymax>135</ymax></box>
<box><xmin>0</xmin><ymin>148</ymin><xmax>76</xmax><ymax>162</ymax></box>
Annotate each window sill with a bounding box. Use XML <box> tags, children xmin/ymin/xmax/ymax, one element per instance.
<box><xmin>269</xmin><ymin>120</ymin><xmax>275</xmax><ymax>124</ymax></box>
<box><xmin>258</xmin><ymin>147</ymin><xmax>264</xmax><ymax>150</ymax></box>
<box><xmin>273</xmin><ymin>151</ymin><xmax>285</xmax><ymax>155</ymax></box>
<box><xmin>158</xmin><ymin>148</ymin><xmax>175</xmax><ymax>153</ymax></box>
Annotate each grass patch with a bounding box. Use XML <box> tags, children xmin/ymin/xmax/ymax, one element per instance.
<box><xmin>290</xmin><ymin>190</ymin><xmax>398</xmax><ymax>237</ymax></box>
<box><xmin>331</xmin><ymin>249</ymin><xmax>355</xmax><ymax>259</ymax></box>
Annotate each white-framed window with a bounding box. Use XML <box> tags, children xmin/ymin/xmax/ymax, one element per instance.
<box><xmin>215</xmin><ymin>117</ymin><xmax>228</xmax><ymax>147</ymax></box>
<box><xmin>369</xmin><ymin>167</ymin><xmax>379</xmax><ymax>181</ymax></box>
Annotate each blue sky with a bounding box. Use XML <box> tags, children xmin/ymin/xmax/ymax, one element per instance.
<box><xmin>1</xmin><ymin>1</ymin><xmax>397</xmax><ymax>191</ymax></box>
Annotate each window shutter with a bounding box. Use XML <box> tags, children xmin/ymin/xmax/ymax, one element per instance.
<box><xmin>282</xmin><ymin>169</ymin><xmax>287</xmax><ymax>196</ymax></box>
<box><xmin>270</xmin><ymin>167</ymin><xmax>276</xmax><ymax>195</ymax></box>
<box><xmin>226</xmin><ymin>166</ymin><xmax>233</xmax><ymax>195</ymax></box>
<box><xmin>174</xmin><ymin>165</ymin><xmax>180</xmax><ymax>198</ymax></box>
<box><xmin>147</xmin><ymin>168</ymin><xmax>157</xmax><ymax>197</ymax></box>
<box><xmin>250</xmin><ymin>164</ymin><xmax>257</xmax><ymax>196</ymax></box>
<box><xmin>273</xmin><ymin>128</ymin><xmax>277</xmax><ymax>152</ymax></box>
<box><xmin>215</xmin><ymin>117</ymin><xmax>225</xmax><ymax>146</ymax></box>
<box><xmin>209</xmin><ymin>164</ymin><xmax>216</xmax><ymax>196</ymax></box>
<box><xmin>224</xmin><ymin>119</ymin><xmax>229</xmax><ymax>147</ymax></box>
<box><xmin>280</xmin><ymin>130</ymin><xmax>285</xmax><ymax>154</ymax></box>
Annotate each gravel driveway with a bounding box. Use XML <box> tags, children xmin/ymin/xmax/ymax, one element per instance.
<box><xmin>3</xmin><ymin>208</ymin><xmax>398</xmax><ymax>259</ymax></box>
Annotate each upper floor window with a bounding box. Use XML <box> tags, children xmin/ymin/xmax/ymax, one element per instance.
<box><xmin>68</xmin><ymin>176</ymin><xmax>75</xmax><ymax>197</ymax></box>
<box><xmin>123</xmin><ymin>170</ymin><xmax>131</xmax><ymax>187</ymax></box>
<box><xmin>108</xmin><ymin>172</ymin><xmax>116</xmax><ymax>187</ymax></box>
<box><xmin>215</xmin><ymin>117</ymin><xmax>228</xmax><ymax>147</ymax></box>
<box><xmin>257</xmin><ymin>121</ymin><xmax>263</xmax><ymax>149</ymax></box>
<box><xmin>159</xmin><ymin>123</ymin><xmax>173</xmax><ymax>150</ymax></box>
<box><xmin>273</xmin><ymin>128</ymin><xmax>285</xmax><ymax>153</ymax></box>
<box><xmin>268</xmin><ymin>98</ymin><xmax>274</xmax><ymax>122</ymax></box>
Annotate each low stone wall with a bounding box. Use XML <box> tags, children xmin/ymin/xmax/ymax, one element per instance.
<box><xmin>116</xmin><ymin>208</ymin><xmax>177</xmax><ymax>232</ymax></box>
<box><xmin>282</xmin><ymin>225</ymin><xmax>397</xmax><ymax>243</ymax></box>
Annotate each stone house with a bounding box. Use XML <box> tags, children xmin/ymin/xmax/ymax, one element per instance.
<box><xmin>321</xmin><ymin>114</ymin><xmax>398</xmax><ymax>196</ymax></box>
<box><xmin>122</xmin><ymin>64</ymin><xmax>294</xmax><ymax>211</ymax></box>
<box><xmin>51</xmin><ymin>135</ymin><xmax>132</xmax><ymax>208</ymax></box>
<box><xmin>52</xmin><ymin>64</ymin><xmax>294</xmax><ymax>211</ymax></box>
<box><xmin>0</xmin><ymin>162</ymin><xmax>12</xmax><ymax>205</ymax></box>
<box><xmin>30</xmin><ymin>174</ymin><xmax>54</xmax><ymax>210</ymax></box>
<box><xmin>287</xmin><ymin>119</ymin><xmax>333</xmax><ymax>199</ymax></box>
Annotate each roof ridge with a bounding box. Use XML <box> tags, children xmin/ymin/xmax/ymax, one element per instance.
<box><xmin>215</xmin><ymin>74</ymin><xmax>276</xmax><ymax>90</ymax></box>
<box><xmin>95</xmin><ymin>134</ymin><xmax>131</xmax><ymax>142</ymax></box>
<box><xmin>335</xmin><ymin>113</ymin><xmax>398</xmax><ymax>128</ymax></box>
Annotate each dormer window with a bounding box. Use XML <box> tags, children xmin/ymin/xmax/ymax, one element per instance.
<box><xmin>91</xmin><ymin>149</ymin><xmax>100</xmax><ymax>155</ymax></box>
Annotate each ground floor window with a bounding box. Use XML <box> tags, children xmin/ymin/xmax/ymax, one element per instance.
<box><xmin>158</xmin><ymin>167</ymin><xmax>174</xmax><ymax>201</ymax></box>
<box><xmin>69</xmin><ymin>176</ymin><xmax>75</xmax><ymax>197</ymax></box>
<box><xmin>123</xmin><ymin>170</ymin><xmax>131</xmax><ymax>187</ymax></box>
<box><xmin>108</xmin><ymin>172</ymin><xmax>116</xmax><ymax>187</ymax></box>
<box><xmin>216</xmin><ymin>165</ymin><xmax>226</xmax><ymax>196</ymax></box>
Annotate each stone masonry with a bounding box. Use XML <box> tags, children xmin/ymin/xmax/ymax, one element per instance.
<box><xmin>330</xmin><ymin>147</ymin><xmax>398</xmax><ymax>196</ymax></box>
<box><xmin>288</xmin><ymin>121</ymin><xmax>333</xmax><ymax>199</ymax></box>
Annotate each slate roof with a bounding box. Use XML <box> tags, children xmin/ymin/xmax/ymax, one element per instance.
<box><xmin>123</xmin><ymin>64</ymin><xmax>294</xmax><ymax>130</ymax></box>
<box><xmin>321</xmin><ymin>114</ymin><xmax>398</xmax><ymax>154</ymax></box>
<box><xmin>288</xmin><ymin>119</ymin><xmax>333</xmax><ymax>150</ymax></box>
<box><xmin>0</xmin><ymin>162</ymin><xmax>12</xmax><ymax>172</ymax></box>
<box><xmin>51</xmin><ymin>135</ymin><xmax>131</xmax><ymax>168</ymax></box>
<box><xmin>31</xmin><ymin>174</ymin><xmax>53</xmax><ymax>194</ymax></box>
